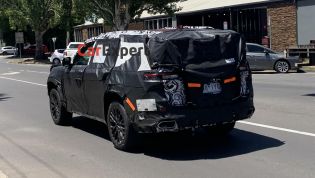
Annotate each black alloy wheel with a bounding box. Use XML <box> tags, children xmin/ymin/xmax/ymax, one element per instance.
<box><xmin>107</xmin><ymin>102</ymin><xmax>137</xmax><ymax>151</ymax></box>
<box><xmin>49</xmin><ymin>88</ymin><xmax>72</xmax><ymax>125</ymax></box>
<box><xmin>53</xmin><ymin>58</ymin><xmax>61</xmax><ymax>65</ymax></box>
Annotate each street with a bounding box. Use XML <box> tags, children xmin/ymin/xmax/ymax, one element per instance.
<box><xmin>0</xmin><ymin>56</ymin><xmax>315</xmax><ymax>178</ymax></box>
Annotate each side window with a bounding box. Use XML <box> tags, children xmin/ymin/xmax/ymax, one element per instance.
<box><xmin>73</xmin><ymin>52</ymin><xmax>89</xmax><ymax>65</ymax></box>
<box><xmin>92</xmin><ymin>43</ymin><xmax>107</xmax><ymax>64</ymax></box>
<box><xmin>247</xmin><ymin>45</ymin><xmax>265</xmax><ymax>53</ymax></box>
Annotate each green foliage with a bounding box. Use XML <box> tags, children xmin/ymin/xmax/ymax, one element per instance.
<box><xmin>0</xmin><ymin>0</ymin><xmax>61</xmax><ymax>32</ymax></box>
<box><xmin>84</xmin><ymin>0</ymin><xmax>184</xmax><ymax>30</ymax></box>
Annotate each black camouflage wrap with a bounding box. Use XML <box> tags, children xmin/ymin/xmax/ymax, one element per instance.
<box><xmin>47</xmin><ymin>29</ymin><xmax>255</xmax><ymax>133</ymax></box>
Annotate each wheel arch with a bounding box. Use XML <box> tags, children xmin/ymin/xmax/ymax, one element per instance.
<box><xmin>103</xmin><ymin>91</ymin><xmax>124</xmax><ymax>122</ymax></box>
<box><xmin>47</xmin><ymin>79</ymin><xmax>66</xmax><ymax>107</ymax></box>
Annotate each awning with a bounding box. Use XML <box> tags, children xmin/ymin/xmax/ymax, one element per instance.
<box><xmin>141</xmin><ymin>0</ymin><xmax>281</xmax><ymax>19</ymax></box>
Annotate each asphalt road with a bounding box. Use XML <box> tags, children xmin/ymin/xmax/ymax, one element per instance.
<box><xmin>0</xmin><ymin>56</ymin><xmax>315</xmax><ymax>178</ymax></box>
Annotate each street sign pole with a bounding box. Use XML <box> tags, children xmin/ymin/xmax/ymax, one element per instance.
<box><xmin>19</xmin><ymin>43</ymin><xmax>22</xmax><ymax>59</ymax></box>
<box><xmin>52</xmin><ymin>37</ymin><xmax>57</xmax><ymax>51</ymax></box>
<box><xmin>15</xmin><ymin>32</ymin><xmax>24</xmax><ymax>59</ymax></box>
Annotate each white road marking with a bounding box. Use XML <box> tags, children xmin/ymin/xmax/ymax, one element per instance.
<box><xmin>0</xmin><ymin>76</ymin><xmax>46</xmax><ymax>87</ymax></box>
<box><xmin>0</xmin><ymin>171</ymin><xmax>8</xmax><ymax>178</ymax></box>
<box><xmin>26</xmin><ymin>70</ymin><xmax>49</xmax><ymax>74</ymax></box>
<box><xmin>238</xmin><ymin>121</ymin><xmax>315</xmax><ymax>137</ymax></box>
<box><xmin>1</xmin><ymin>72</ymin><xmax>20</xmax><ymax>76</ymax></box>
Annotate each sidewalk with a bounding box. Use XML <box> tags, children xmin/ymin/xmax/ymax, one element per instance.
<box><xmin>300</xmin><ymin>66</ymin><xmax>315</xmax><ymax>73</ymax></box>
<box><xmin>1</xmin><ymin>55</ymin><xmax>50</xmax><ymax>65</ymax></box>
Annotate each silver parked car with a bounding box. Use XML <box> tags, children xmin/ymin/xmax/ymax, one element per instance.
<box><xmin>0</xmin><ymin>46</ymin><xmax>18</xmax><ymax>55</ymax></box>
<box><xmin>246</xmin><ymin>43</ymin><xmax>301</xmax><ymax>73</ymax></box>
<box><xmin>49</xmin><ymin>49</ymin><xmax>65</xmax><ymax>65</ymax></box>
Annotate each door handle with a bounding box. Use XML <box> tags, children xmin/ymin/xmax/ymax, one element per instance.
<box><xmin>74</xmin><ymin>78</ymin><xmax>82</xmax><ymax>81</ymax></box>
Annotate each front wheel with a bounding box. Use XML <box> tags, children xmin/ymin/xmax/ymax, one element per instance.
<box><xmin>49</xmin><ymin>88</ymin><xmax>72</xmax><ymax>125</ymax></box>
<box><xmin>275</xmin><ymin>60</ymin><xmax>290</xmax><ymax>73</ymax></box>
<box><xmin>53</xmin><ymin>58</ymin><xmax>61</xmax><ymax>65</ymax></box>
<box><xmin>107</xmin><ymin>102</ymin><xmax>138</xmax><ymax>151</ymax></box>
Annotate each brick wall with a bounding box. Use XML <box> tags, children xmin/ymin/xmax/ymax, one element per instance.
<box><xmin>268</xmin><ymin>2</ymin><xmax>297</xmax><ymax>52</ymax></box>
<box><xmin>128</xmin><ymin>22</ymin><xmax>144</xmax><ymax>30</ymax></box>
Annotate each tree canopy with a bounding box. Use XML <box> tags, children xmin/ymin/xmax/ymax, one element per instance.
<box><xmin>85</xmin><ymin>0</ymin><xmax>183</xmax><ymax>30</ymax></box>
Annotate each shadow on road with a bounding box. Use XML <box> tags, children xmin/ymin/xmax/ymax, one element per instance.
<box><xmin>0</xmin><ymin>93</ymin><xmax>11</xmax><ymax>101</ymax></box>
<box><xmin>71</xmin><ymin>116</ymin><xmax>284</xmax><ymax>161</ymax></box>
<box><xmin>303</xmin><ymin>93</ymin><xmax>315</xmax><ymax>97</ymax></box>
<box><xmin>71</xmin><ymin>116</ymin><xmax>110</xmax><ymax>140</ymax></box>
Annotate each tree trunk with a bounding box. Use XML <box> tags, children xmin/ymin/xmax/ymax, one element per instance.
<box><xmin>113</xmin><ymin>0</ymin><xmax>131</xmax><ymax>31</ymax></box>
<box><xmin>66</xmin><ymin>31</ymin><xmax>70</xmax><ymax>45</ymax></box>
<box><xmin>34</xmin><ymin>30</ymin><xmax>44</xmax><ymax>60</ymax></box>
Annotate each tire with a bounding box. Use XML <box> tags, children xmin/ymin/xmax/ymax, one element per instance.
<box><xmin>3</xmin><ymin>51</ymin><xmax>8</xmax><ymax>55</ymax></box>
<box><xmin>53</xmin><ymin>58</ymin><xmax>61</xmax><ymax>65</ymax></box>
<box><xmin>49</xmin><ymin>88</ymin><xmax>72</xmax><ymax>125</ymax></box>
<box><xmin>275</xmin><ymin>60</ymin><xmax>290</xmax><ymax>73</ymax></box>
<box><xmin>107</xmin><ymin>102</ymin><xmax>137</xmax><ymax>151</ymax></box>
<box><xmin>206</xmin><ymin>122</ymin><xmax>236</xmax><ymax>135</ymax></box>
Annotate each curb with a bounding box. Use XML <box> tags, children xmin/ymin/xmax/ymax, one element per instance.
<box><xmin>300</xmin><ymin>66</ymin><xmax>315</xmax><ymax>73</ymax></box>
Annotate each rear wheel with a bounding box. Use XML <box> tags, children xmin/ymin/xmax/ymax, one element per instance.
<box><xmin>3</xmin><ymin>51</ymin><xmax>8</xmax><ymax>55</ymax></box>
<box><xmin>275</xmin><ymin>60</ymin><xmax>290</xmax><ymax>73</ymax></box>
<box><xmin>49</xmin><ymin>88</ymin><xmax>72</xmax><ymax>125</ymax></box>
<box><xmin>107</xmin><ymin>102</ymin><xmax>137</xmax><ymax>151</ymax></box>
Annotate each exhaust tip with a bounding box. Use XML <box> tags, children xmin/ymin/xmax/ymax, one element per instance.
<box><xmin>157</xmin><ymin>120</ymin><xmax>178</xmax><ymax>132</ymax></box>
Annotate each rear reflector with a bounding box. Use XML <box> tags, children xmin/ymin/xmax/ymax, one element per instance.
<box><xmin>125</xmin><ymin>98</ymin><xmax>136</xmax><ymax>111</ymax></box>
<box><xmin>224</xmin><ymin>77</ymin><xmax>237</xmax><ymax>84</ymax></box>
<box><xmin>188</xmin><ymin>83</ymin><xmax>201</xmax><ymax>88</ymax></box>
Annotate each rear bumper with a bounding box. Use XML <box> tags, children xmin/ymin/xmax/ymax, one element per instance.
<box><xmin>132</xmin><ymin>97</ymin><xmax>255</xmax><ymax>133</ymax></box>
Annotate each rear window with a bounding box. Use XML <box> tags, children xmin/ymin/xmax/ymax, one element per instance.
<box><xmin>57</xmin><ymin>49</ymin><xmax>65</xmax><ymax>53</ymax></box>
<box><xmin>68</xmin><ymin>44</ymin><xmax>82</xmax><ymax>49</ymax></box>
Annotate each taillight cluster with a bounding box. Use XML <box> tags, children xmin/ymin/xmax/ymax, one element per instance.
<box><xmin>143</xmin><ymin>72</ymin><xmax>178</xmax><ymax>81</ymax></box>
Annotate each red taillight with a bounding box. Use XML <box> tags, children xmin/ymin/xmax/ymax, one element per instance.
<box><xmin>188</xmin><ymin>83</ymin><xmax>201</xmax><ymax>88</ymax></box>
<box><xmin>64</xmin><ymin>51</ymin><xmax>67</xmax><ymax>56</ymax></box>
<box><xmin>224</xmin><ymin>76</ymin><xmax>237</xmax><ymax>84</ymax></box>
<box><xmin>143</xmin><ymin>72</ymin><xmax>178</xmax><ymax>81</ymax></box>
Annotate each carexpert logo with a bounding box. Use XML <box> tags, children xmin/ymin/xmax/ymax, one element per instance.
<box><xmin>76</xmin><ymin>43</ymin><xmax>148</xmax><ymax>59</ymax></box>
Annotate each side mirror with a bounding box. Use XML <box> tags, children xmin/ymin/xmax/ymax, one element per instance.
<box><xmin>62</xmin><ymin>57</ymin><xmax>71</xmax><ymax>66</ymax></box>
<box><xmin>264</xmin><ymin>49</ymin><xmax>270</xmax><ymax>54</ymax></box>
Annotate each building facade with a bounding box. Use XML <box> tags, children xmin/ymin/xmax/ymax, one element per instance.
<box><xmin>73</xmin><ymin>0</ymin><xmax>315</xmax><ymax>52</ymax></box>
<box><xmin>141</xmin><ymin>0</ymin><xmax>301</xmax><ymax>52</ymax></box>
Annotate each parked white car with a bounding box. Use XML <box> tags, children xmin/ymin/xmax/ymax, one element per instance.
<box><xmin>63</xmin><ymin>42</ymin><xmax>84</xmax><ymax>63</ymax></box>
<box><xmin>0</xmin><ymin>46</ymin><xmax>18</xmax><ymax>55</ymax></box>
<box><xmin>49</xmin><ymin>49</ymin><xmax>65</xmax><ymax>65</ymax></box>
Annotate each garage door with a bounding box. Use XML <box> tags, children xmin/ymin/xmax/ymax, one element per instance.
<box><xmin>297</xmin><ymin>0</ymin><xmax>315</xmax><ymax>45</ymax></box>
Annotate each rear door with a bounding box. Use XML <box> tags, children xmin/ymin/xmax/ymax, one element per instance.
<box><xmin>7</xmin><ymin>47</ymin><xmax>14</xmax><ymax>54</ymax></box>
<box><xmin>83</xmin><ymin>39</ymin><xmax>117</xmax><ymax>119</ymax></box>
